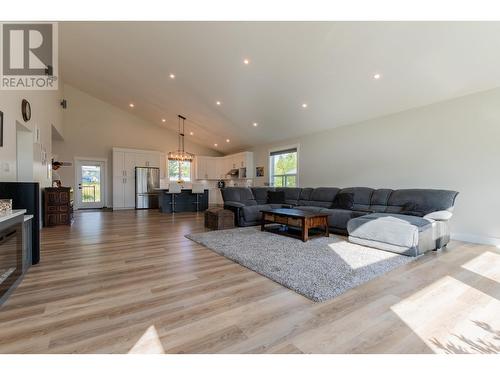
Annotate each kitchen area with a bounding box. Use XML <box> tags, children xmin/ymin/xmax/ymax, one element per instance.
<box><xmin>112</xmin><ymin>147</ymin><xmax>254</xmax><ymax>212</ymax></box>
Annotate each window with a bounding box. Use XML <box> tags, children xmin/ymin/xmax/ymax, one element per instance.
<box><xmin>168</xmin><ymin>160</ymin><xmax>191</xmax><ymax>182</ymax></box>
<box><xmin>269</xmin><ymin>147</ymin><xmax>298</xmax><ymax>187</ymax></box>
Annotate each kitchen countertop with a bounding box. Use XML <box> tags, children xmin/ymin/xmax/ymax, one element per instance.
<box><xmin>0</xmin><ymin>209</ymin><xmax>27</xmax><ymax>223</ymax></box>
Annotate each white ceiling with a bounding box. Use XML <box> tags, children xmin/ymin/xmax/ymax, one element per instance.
<box><xmin>60</xmin><ymin>22</ymin><xmax>500</xmax><ymax>153</ymax></box>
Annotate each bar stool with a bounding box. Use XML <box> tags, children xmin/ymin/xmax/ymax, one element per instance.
<box><xmin>191</xmin><ymin>184</ymin><xmax>205</xmax><ymax>212</ymax></box>
<box><xmin>168</xmin><ymin>183</ymin><xmax>182</xmax><ymax>213</ymax></box>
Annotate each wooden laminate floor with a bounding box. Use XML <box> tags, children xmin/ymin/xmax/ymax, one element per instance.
<box><xmin>0</xmin><ymin>210</ymin><xmax>499</xmax><ymax>354</ymax></box>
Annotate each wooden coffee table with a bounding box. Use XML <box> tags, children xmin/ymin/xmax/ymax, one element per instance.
<box><xmin>260</xmin><ymin>208</ymin><xmax>329</xmax><ymax>242</ymax></box>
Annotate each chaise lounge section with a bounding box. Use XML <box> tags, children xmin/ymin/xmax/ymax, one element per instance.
<box><xmin>221</xmin><ymin>186</ymin><xmax>458</xmax><ymax>256</ymax></box>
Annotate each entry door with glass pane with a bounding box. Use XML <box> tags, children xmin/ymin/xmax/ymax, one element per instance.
<box><xmin>76</xmin><ymin>160</ymin><xmax>105</xmax><ymax>209</ymax></box>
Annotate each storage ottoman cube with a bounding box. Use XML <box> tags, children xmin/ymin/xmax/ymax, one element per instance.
<box><xmin>204</xmin><ymin>208</ymin><xmax>235</xmax><ymax>230</ymax></box>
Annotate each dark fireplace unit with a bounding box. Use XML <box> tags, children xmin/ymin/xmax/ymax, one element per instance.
<box><xmin>0</xmin><ymin>182</ymin><xmax>40</xmax><ymax>264</ymax></box>
<box><xmin>0</xmin><ymin>214</ymin><xmax>24</xmax><ymax>304</ymax></box>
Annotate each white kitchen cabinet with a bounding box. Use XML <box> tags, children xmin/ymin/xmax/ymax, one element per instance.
<box><xmin>124</xmin><ymin>152</ymin><xmax>136</xmax><ymax>179</ymax></box>
<box><xmin>113</xmin><ymin>176</ymin><xmax>125</xmax><ymax>207</ymax></box>
<box><xmin>112</xmin><ymin>147</ymin><xmax>165</xmax><ymax>209</ymax></box>
<box><xmin>135</xmin><ymin>153</ymin><xmax>161</xmax><ymax>168</ymax></box>
<box><xmin>195</xmin><ymin>156</ymin><xmax>208</xmax><ymax>180</ymax></box>
<box><xmin>124</xmin><ymin>175</ymin><xmax>136</xmax><ymax>207</ymax></box>
<box><xmin>196</xmin><ymin>156</ymin><xmax>217</xmax><ymax>180</ymax></box>
<box><xmin>193</xmin><ymin>151</ymin><xmax>254</xmax><ymax>181</ymax></box>
<box><xmin>113</xmin><ymin>151</ymin><xmax>125</xmax><ymax>177</ymax></box>
<box><xmin>206</xmin><ymin>158</ymin><xmax>217</xmax><ymax>179</ymax></box>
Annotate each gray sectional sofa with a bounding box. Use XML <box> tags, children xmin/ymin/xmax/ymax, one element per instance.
<box><xmin>221</xmin><ymin>186</ymin><xmax>459</xmax><ymax>256</ymax></box>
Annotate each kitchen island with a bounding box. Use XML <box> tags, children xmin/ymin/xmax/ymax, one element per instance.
<box><xmin>156</xmin><ymin>189</ymin><xmax>209</xmax><ymax>213</ymax></box>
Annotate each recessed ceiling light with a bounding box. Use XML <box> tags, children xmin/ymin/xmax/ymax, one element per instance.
<box><xmin>226</xmin><ymin>139</ymin><xmax>230</xmax><ymax>143</ymax></box>
<box><xmin>253</xmin><ymin>122</ymin><xmax>258</xmax><ymax>127</ymax></box>
<box><xmin>161</xmin><ymin>118</ymin><xmax>166</xmax><ymax>123</ymax></box>
<box><xmin>169</xmin><ymin>73</ymin><xmax>176</xmax><ymax>79</ymax></box>
<box><xmin>243</xmin><ymin>58</ymin><xmax>250</xmax><ymax>65</ymax></box>
<box><xmin>373</xmin><ymin>73</ymin><xmax>381</xmax><ymax>80</ymax></box>
<box><xmin>129</xmin><ymin>103</ymin><xmax>135</xmax><ymax>108</ymax></box>
<box><xmin>302</xmin><ymin>103</ymin><xmax>308</xmax><ymax>108</ymax></box>
<box><xmin>189</xmin><ymin>131</ymin><xmax>194</xmax><ymax>136</ymax></box>
<box><xmin>214</xmin><ymin>143</ymin><xmax>218</xmax><ymax>147</ymax></box>
<box><xmin>216</xmin><ymin>101</ymin><xmax>221</xmax><ymax>106</ymax></box>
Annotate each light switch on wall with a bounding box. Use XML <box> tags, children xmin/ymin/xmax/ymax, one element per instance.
<box><xmin>2</xmin><ymin>162</ymin><xmax>10</xmax><ymax>172</ymax></box>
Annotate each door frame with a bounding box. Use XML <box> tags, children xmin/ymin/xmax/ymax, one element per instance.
<box><xmin>74</xmin><ymin>157</ymin><xmax>108</xmax><ymax>210</ymax></box>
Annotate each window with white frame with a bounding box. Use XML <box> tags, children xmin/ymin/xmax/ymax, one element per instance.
<box><xmin>269</xmin><ymin>147</ymin><xmax>298</xmax><ymax>187</ymax></box>
<box><xmin>168</xmin><ymin>160</ymin><xmax>192</xmax><ymax>182</ymax></box>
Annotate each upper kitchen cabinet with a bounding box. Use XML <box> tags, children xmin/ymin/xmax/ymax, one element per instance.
<box><xmin>194</xmin><ymin>151</ymin><xmax>254</xmax><ymax>180</ymax></box>
<box><xmin>195</xmin><ymin>156</ymin><xmax>217</xmax><ymax>180</ymax></box>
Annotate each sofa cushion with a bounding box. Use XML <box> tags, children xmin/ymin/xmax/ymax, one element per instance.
<box><xmin>369</xmin><ymin>189</ymin><xmax>393</xmax><ymax>212</ymax></box>
<box><xmin>267</xmin><ymin>191</ymin><xmax>286</xmax><ymax>204</ymax></box>
<box><xmin>319</xmin><ymin>208</ymin><xmax>368</xmax><ymax>229</ymax></box>
<box><xmin>338</xmin><ymin>187</ymin><xmax>374</xmax><ymax>211</ymax></box>
<box><xmin>298</xmin><ymin>187</ymin><xmax>339</xmax><ymax>207</ymax></box>
<box><xmin>347</xmin><ymin>213</ymin><xmax>433</xmax><ymax>250</ymax></box>
<box><xmin>251</xmin><ymin>187</ymin><xmax>274</xmax><ymax>204</ymax></box>
<box><xmin>299</xmin><ymin>188</ymin><xmax>314</xmax><ymax>201</ymax></box>
<box><xmin>400</xmin><ymin>202</ymin><xmax>435</xmax><ymax>217</ymax></box>
<box><xmin>331</xmin><ymin>192</ymin><xmax>354</xmax><ymax>210</ymax></box>
<box><xmin>297</xmin><ymin>206</ymin><xmax>325</xmax><ymax>213</ymax></box>
<box><xmin>275</xmin><ymin>187</ymin><xmax>302</xmax><ymax>206</ymax></box>
<box><xmin>241</xmin><ymin>204</ymin><xmax>272</xmax><ymax>222</ymax></box>
<box><xmin>221</xmin><ymin>187</ymin><xmax>257</xmax><ymax>206</ymax></box>
<box><xmin>386</xmin><ymin>189</ymin><xmax>459</xmax><ymax>214</ymax></box>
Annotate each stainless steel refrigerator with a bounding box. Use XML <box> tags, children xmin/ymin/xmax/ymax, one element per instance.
<box><xmin>135</xmin><ymin>167</ymin><xmax>160</xmax><ymax>209</ymax></box>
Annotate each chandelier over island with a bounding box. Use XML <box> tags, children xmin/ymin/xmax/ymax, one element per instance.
<box><xmin>168</xmin><ymin>115</ymin><xmax>195</xmax><ymax>162</ymax></box>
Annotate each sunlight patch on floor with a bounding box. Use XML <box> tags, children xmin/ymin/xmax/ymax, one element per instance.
<box><xmin>128</xmin><ymin>325</ymin><xmax>165</xmax><ymax>354</ymax></box>
<box><xmin>461</xmin><ymin>251</ymin><xmax>500</xmax><ymax>283</ymax></box>
<box><xmin>391</xmin><ymin>274</ymin><xmax>500</xmax><ymax>353</ymax></box>
<box><xmin>327</xmin><ymin>240</ymin><xmax>401</xmax><ymax>270</ymax></box>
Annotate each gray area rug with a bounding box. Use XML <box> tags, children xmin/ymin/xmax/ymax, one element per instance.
<box><xmin>186</xmin><ymin>227</ymin><xmax>417</xmax><ymax>302</ymax></box>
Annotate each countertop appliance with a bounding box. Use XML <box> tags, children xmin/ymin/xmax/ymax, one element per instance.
<box><xmin>217</xmin><ymin>180</ymin><xmax>225</xmax><ymax>189</ymax></box>
<box><xmin>135</xmin><ymin>167</ymin><xmax>160</xmax><ymax>209</ymax></box>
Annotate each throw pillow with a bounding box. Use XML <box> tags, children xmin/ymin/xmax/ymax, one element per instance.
<box><xmin>267</xmin><ymin>191</ymin><xmax>285</xmax><ymax>204</ymax></box>
<box><xmin>331</xmin><ymin>192</ymin><xmax>354</xmax><ymax>210</ymax></box>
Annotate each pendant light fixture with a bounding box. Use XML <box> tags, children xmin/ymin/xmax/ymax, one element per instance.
<box><xmin>168</xmin><ymin>115</ymin><xmax>195</xmax><ymax>162</ymax></box>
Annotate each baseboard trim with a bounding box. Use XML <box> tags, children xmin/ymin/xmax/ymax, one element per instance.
<box><xmin>451</xmin><ymin>232</ymin><xmax>500</xmax><ymax>247</ymax></box>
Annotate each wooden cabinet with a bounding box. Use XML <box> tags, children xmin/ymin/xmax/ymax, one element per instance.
<box><xmin>43</xmin><ymin>187</ymin><xmax>73</xmax><ymax>226</ymax></box>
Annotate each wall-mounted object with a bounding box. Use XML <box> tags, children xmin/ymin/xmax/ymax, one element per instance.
<box><xmin>60</xmin><ymin>99</ymin><xmax>67</xmax><ymax>109</ymax></box>
<box><xmin>34</xmin><ymin>124</ymin><xmax>41</xmax><ymax>144</ymax></box>
<box><xmin>0</xmin><ymin>110</ymin><xmax>3</xmax><ymax>147</ymax></box>
<box><xmin>21</xmin><ymin>99</ymin><xmax>31</xmax><ymax>122</ymax></box>
<box><xmin>41</xmin><ymin>147</ymin><xmax>47</xmax><ymax>166</ymax></box>
<box><xmin>256</xmin><ymin>166</ymin><xmax>264</xmax><ymax>177</ymax></box>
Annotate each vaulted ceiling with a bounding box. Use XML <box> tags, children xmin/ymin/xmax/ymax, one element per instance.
<box><xmin>60</xmin><ymin>21</ymin><xmax>500</xmax><ymax>153</ymax></box>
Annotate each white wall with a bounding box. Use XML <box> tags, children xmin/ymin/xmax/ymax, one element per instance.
<box><xmin>53</xmin><ymin>84</ymin><xmax>221</xmax><ymax>206</ymax></box>
<box><xmin>0</xmin><ymin>87</ymin><xmax>63</xmax><ymax>187</ymax></box>
<box><xmin>251</xmin><ymin>87</ymin><xmax>500</xmax><ymax>244</ymax></box>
